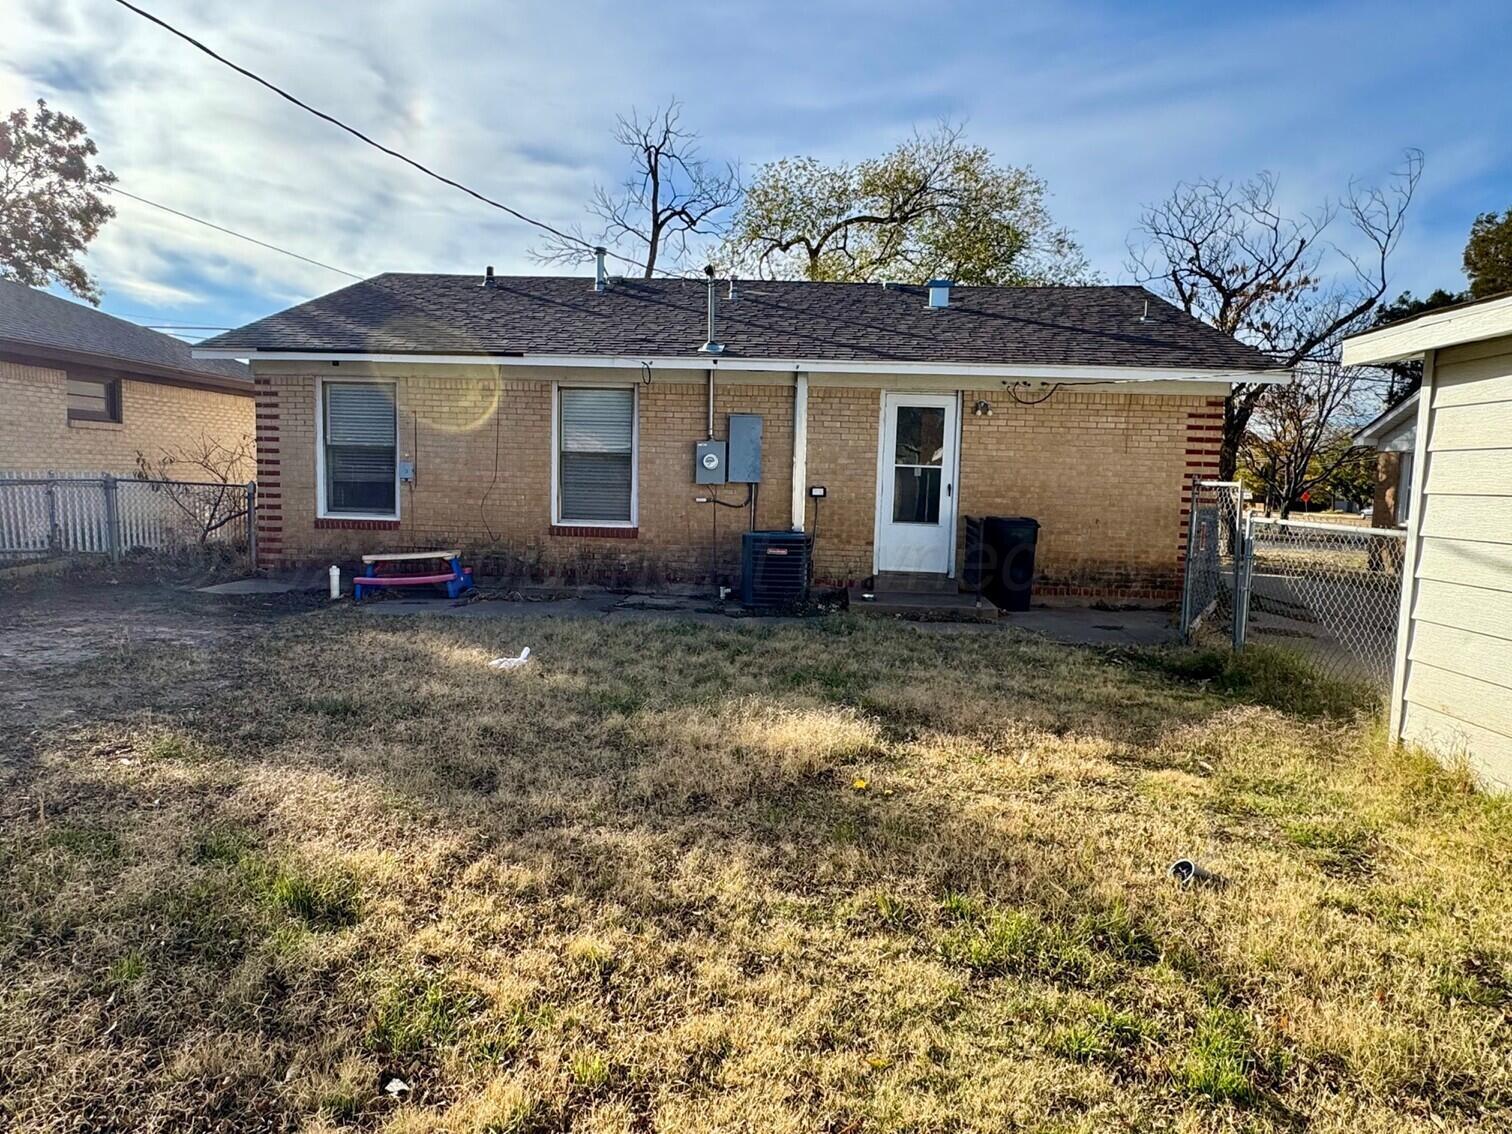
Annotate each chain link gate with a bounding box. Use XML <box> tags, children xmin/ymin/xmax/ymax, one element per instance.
<box><xmin>1237</xmin><ymin>516</ymin><xmax>1406</xmax><ymax>687</ymax></box>
<box><xmin>1180</xmin><ymin>478</ymin><xmax>1245</xmax><ymax>647</ymax></box>
<box><xmin>1180</xmin><ymin>479</ymin><xmax>1408</xmax><ymax>689</ymax></box>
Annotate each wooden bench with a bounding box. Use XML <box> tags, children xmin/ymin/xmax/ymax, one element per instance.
<box><xmin>354</xmin><ymin>550</ymin><xmax>475</xmax><ymax>602</ymax></box>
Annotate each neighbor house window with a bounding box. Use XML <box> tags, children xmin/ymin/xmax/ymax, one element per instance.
<box><xmin>1396</xmin><ymin>451</ymin><xmax>1414</xmax><ymax>525</ymax></box>
<box><xmin>556</xmin><ymin>386</ymin><xmax>635</xmax><ymax>524</ymax></box>
<box><xmin>66</xmin><ymin>375</ymin><xmax>121</xmax><ymax>423</ymax></box>
<box><xmin>322</xmin><ymin>381</ymin><xmax>397</xmax><ymax>516</ymax></box>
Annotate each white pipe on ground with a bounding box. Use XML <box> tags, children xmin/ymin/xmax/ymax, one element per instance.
<box><xmin>329</xmin><ymin>565</ymin><xmax>340</xmax><ymax>599</ymax></box>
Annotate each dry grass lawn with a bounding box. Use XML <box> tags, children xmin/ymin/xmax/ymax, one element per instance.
<box><xmin>2</xmin><ymin>604</ymin><xmax>1509</xmax><ymax>1132</ymax></box>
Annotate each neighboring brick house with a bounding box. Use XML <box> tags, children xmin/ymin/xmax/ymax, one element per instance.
<box><xmin>1354</xmin><ymin>390</ymin><xmax>1419</xmax><ymax>530</ymax></box>
<box><xmin>0</xmin><ymin>279</ymin><xmax>253</xmax><ymax>478</ymax></box>
<box><xmin>196</xmin><ymin>269</ymin><xmax>1285</xmax><ymax>600</ymax></box>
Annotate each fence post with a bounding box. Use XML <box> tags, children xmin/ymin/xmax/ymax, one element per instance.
<box><xmin>102</xmin><ymin>474</ymin><xmax>121</xmax><ymax>562</ymax></box>
<box><xmin>44</xmin><ymin>476</ymin><xmax>60</xmax><ymax>552</ymax></box>
<box><xmin>1179</xmin><ymin>474</ymin><xmax>1199</xmax><ymax>639</ymax></box>
<box><xmin>1232</xmin><ymin>513</ymin><xmax>1253</xmax><ymax>653</ymax></box>
<box><xmin>246</xmin><ymin>481</ymin><xmax>257</xmax><ymax>573</ymax></box>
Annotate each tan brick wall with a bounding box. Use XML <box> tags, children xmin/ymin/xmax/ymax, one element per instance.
<box><xmin>257</xmin><ymin>366</ymin><xmax>1219</xmax><ymax>600</ymax></box>
<box><xmin>0</xmin><ymin>359</ymin><xmax>253</xmax><ymax>477</ymax></box>
<box><xmin>959</xmin><ymin>389</ymin><xmax>1221</xmax><ymax>599</ymax></box>
<box><xmin>259</xmin><ymin>369</ymin><xmax>794</xmax><ymax>586</ymax></box>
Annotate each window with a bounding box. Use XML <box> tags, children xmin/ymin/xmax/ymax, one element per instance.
<box><xmin>891</xmin><ymin>405</ymin><xmax>945</xmax><ymax>524</ymax></box>
<box><xmin>67</xmin><ymin>376</ymin><xmax>121</xmax><ymax>422</ymax></box>
<box><xmin>1395</xmin><ymin>451</ymin><xmax>1414</xmax><ymax>525</ymax></box>
<box><xmin>556</xmin><ymin>387</ymin><xmax>635</xmax><ymax>524</ymax></box>
<box><xmin>322</xmin><ymin>381</ymin><xmax>397</xmax><ymax>516</ymax></box>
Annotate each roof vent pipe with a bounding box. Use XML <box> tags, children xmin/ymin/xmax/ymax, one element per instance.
<box><xmin>727</xmin><ymin>276</ymin><xmax>737</xmax><ymax>301</ymax></box>
<box><xmin>593</xmin><ymin>247</ymin><xmax>608</xmax><ymax>292</ymax></box>
<box><xmin>698</xmin><ymin>264</ymin><xmax>724</xmax><ymax>355</ymax></box>
<box><xmin>483</xmin><ymin>265</ymin><xmax>496</xmax><ymax>289</ymax></box>
<box><xmin>927</xmin><ymin>279</ymin><xmax>952</xmax><ymax>308</ymax></box>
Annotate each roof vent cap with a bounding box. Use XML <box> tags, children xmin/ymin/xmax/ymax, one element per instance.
<box><xmin>482</xmin><ymin>265</ymin><xmax>496</xmax><ymax>289</ymax></box>
<box><xmin>927</xmin><ymin>279</ymin><xmax>952</xmax><ymax>308</ymax></box>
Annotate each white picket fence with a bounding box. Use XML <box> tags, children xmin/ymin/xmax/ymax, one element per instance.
<box><xmin>0</xmin><ymin>471</ymin><xmax>255</xmax><ymax>565</ymax></box>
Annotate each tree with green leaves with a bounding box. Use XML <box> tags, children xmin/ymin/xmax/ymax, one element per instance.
<box><xmin>723</xmin><ymin>121</ymin><xmax>1092</xmax><ymax>285</ymax></box>
<box><xmin>0</xmin><ymin>100</ymin><xmax>116</xmax><ymax>304</ymax></box>
<box><xmin>1464</xmin><ymin>209</ymin><xmax>1512</xmax><ymax>299</ymax></box>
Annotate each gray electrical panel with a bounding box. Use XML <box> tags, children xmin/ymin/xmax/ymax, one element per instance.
<box><xmin>727</xmin><ymin>413</ymin><xmax>763</xmax><ymax>482</ymax></box>
<box><xmin>694</xmin><ymin>439</ymin><xmax>727</xmax><ymax>484</ymax></box>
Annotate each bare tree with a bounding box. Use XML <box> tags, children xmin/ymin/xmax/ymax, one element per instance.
<box><xmin>134</xmin><ymin>435</ymin><xmax>254</xmax><ymax>545</ymax></box>
<box><xmin>1128</xmin><ymin>152</ymin><xmax>1422</xmax><ymax>479</ymax></box>
<box><xmin>534</xmin><ymin>100</ymin><xmax>739</xmax><ymax>277</ymax></box>
<box><xmin>1241</xmin><ymin>361</ymin><xmax>1373</xmax><ymax>516</ymax></box>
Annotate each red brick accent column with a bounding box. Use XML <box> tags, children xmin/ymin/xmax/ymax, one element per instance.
<box><xmin>1177</xmin><ymin>397</ymin><xmax>1226</xmax><ymax>568</ymax></box>
<box><xmin>253</xmin><ymin>375</ymin><xmax>283</xmax><ymax>570</ymax></box>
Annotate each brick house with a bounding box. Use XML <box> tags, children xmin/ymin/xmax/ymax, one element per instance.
<box><xmin>196</xmin><ymin>269</ymin><xmax>1284</xmax><ymax>600</ymax></box>
<box><xmin>0</xmin><ymin>279</ymin><xmax>253</xmax><ymax>477</ymax></box>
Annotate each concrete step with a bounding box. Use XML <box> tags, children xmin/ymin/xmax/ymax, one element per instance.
<box><xmin>873</xmin><ymin>571</ymin><xmax>961</xmax><ymax>595</ymax></box>
<box><xmin>848</xmin><ymin>587</ymin><xmax>999</xmax><ymax>623</ymax></box>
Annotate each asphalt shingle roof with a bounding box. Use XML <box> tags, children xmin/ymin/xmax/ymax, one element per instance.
<box><xmin>199</xmin><ymin>275</ymin><xmax>1277</xmax><ymax>372</ymax></box>
<box><xmin>0</xmin><ymin>279</ymin><xmax>250</xmax><ymax>386</ymax></box>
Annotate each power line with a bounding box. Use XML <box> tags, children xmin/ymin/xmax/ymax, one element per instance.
<box><xmin>110</xmin><ymin>0</ymin><xmax>660</xmax><ymax>277</ymax></box>
<box><xmin>107</xmin><ymin>186</ymin><xmax>364</xmax><ymax>280</ymax></box>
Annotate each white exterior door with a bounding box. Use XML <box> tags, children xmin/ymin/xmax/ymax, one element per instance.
<box><xmin>876</xmin><ymin>392</ymin><xmax>959</xmax><ymax>574</ymax></box>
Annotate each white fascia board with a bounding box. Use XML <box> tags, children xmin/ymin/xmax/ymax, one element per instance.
<box><xmin>1353</xmin><ymin>390</ymin><xmax>1420</xmax><ymax>447</ymax></box>
<box><xmin>1343</xmin><ymin>294</ymin><xmax>1512</xmax><ymax>365</ymax></box>
<box><xmin>192</xmin><ymin>348</ymin><xmax>1290</xmax><ymax>385</ymax></box>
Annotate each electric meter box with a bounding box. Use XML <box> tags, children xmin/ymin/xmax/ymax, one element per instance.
<box><xmin>727</xmin><ymin>413</ymin><xmax>763</xmax><ymax>483</ymax></box>
<box><xmin>694</xmin><ymin>439</ymin><xmax>727</xmax><ymax>484</ymax></box>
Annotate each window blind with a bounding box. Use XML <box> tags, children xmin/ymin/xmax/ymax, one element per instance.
<box><xmin>324</xmin><ymin>382</ymin><xmax>396</xmax><ymax>515</ymax></box>
<box><xmin>559</xmin><ymin>388</ymin><xmax>633</xmax><ymax>523</ymax></box>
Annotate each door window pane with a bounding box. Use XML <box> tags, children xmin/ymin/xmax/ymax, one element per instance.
<box><xmin>893</xmin><ymin>467</ymin><xmax>942</xmax><ymax>524</ymax></box>
<box><xmin>894</xmin><ymin>406</ymin><xmax>944</xmax><ymax>466</ymax></box>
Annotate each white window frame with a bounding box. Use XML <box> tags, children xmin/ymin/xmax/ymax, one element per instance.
<box><xmin>315</xmin><ymin>375</ymin><xmax>401</xmax><ymax>521</ymax></box>
<box><xmin>551</xmin><ymin>381</ymin><xmax>639</xmax><ymax>528</ymax></box>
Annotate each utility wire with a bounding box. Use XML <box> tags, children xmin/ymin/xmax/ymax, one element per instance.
<box><xmin>110</xmin><ymin>0</ymin><xmax>659</xmax><ymax>277</ymax></box>
<box><xmin>107</xmin><ymin>186</ymin><xmax>363</xmax><ymax>280</ymax></box>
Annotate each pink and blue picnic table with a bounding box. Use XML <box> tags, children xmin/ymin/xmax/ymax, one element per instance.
<box><xmin>353</xmin><ymin>549</ymin><xmax>475</xmax><ymax>602</ymax></box>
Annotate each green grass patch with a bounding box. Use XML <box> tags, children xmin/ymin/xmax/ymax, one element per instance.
<box><xmin>1051</xmin><ymin>1001</ymin><xmax>1154</xmax><ymax>1063</ymax></box>
<box><xmin>1149</xmin><ymin>645</ymin><xmax>1374</xmax><ymax>718</ymax></box>
<box><xmin>1175</xmin><ymin>1007</ymin><xmax>1265</xmax><ymax>1105</ymax></box>
<box><xmin>1284</xmin><ymin>818</ymin><xmax>1378</xmax><ymax>878</ymax></box>
<box><xmin>367</xmin><ymin>971</ymin><xmax>490</xmax><ymax>1056</ymax></box>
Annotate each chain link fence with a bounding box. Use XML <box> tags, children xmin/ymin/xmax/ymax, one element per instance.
<box><xmin>1180</xmin><ymin>479</ymin><xmax>1245</xmax><ymax>647</ymax></box>
<box><xmin>0</xmin><ymin>472</ymin><xmax>256</xmax><ymax>568</ymax></box>
<box><xmin>1238</xmin><ymin>516</ymin><xmax>1406</xmax><ymax>686</ymax></box>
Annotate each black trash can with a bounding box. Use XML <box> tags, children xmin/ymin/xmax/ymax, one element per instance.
<box><xmin>964</xmin><ymin>516</ymin><xmax>1039</xmax><ymax>611</ymax></box>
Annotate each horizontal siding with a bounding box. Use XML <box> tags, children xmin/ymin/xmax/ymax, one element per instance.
<box><xmin>1403</xmin><ymin>660</ymin><xmax>1512</xmax><ymax>739</ymax></box>
<box><xmin>1433</xmin><ymin>367</ymin><xmax>1512</xmax><ymax>407</ymax></box>
<box><xmin>1422</xmin><ymin>449</ymin><xmax>1512</xmax><ymax>495</ymax></box>
<box><xmin>1425</xmin><ymin>401</ymin><xmax>1512</xmax><ymax>451</ymax></box>
<box><xmin>1416</xmin><ymin>538</ymin><xmax>1512</xmax><ymax>592</ymax></box>
<box><xmin>1417</xmin><ymin>495</ymin><xmax>1512</xmax><ymax>544</ymax></box>
<box><xmin>1406</xmin><ymin>621</ymin><xmax>1512</xmax><ymax>691</ymax></box>
<box><xmin>1411</xmin><ymin>577</ymin><xmax>1512</xmax><ymax>642</ymax></box>
<box><xmin>1401</xmin><ymin>702</ymin><xmax>1512</xmax><ymax>790</ymax></box>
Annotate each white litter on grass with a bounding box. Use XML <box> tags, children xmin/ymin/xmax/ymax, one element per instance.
<box><xmin>488</xmin><ymin>647</ymin><xmax>532</xmax><ymax>671</ymax></box>
<box><xmin>383</xmin><ymin>1077</ymin><xmax>411</xmax><ymax>1097</ymax></box>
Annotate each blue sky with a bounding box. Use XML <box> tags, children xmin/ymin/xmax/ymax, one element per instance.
<box><xmin>3</xmin><ymin>0</ymin><xmax>1509</xmax><ymax>340</ymax></box>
